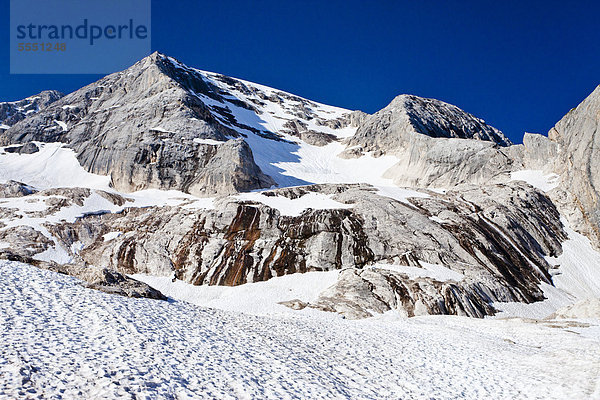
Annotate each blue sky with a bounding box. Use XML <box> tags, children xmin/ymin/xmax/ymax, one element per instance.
<box><xmin>1</xmin><ymin>0</ymin><xmax>599</xmax><ymax>143</ymax></box>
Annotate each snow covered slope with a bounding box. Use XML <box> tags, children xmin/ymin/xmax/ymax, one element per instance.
<box><xmin>1</xmin><ymin>260</ymin><xmax>599</xmax><ymax>399</ymax></box>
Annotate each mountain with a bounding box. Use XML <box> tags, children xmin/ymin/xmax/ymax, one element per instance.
<box><xmin>341</xmin><ymin>94</ymin><xmax>516</xmax><ymax>188</ymax></box>
<box><xmin>1</xmin><ymin>52</ymin><xmax>509</xmax><ymax>196</ymax></box>
<box><xmin>0</xmin><ymin>53</ymin><xmax>599</xmax><ymax>322</ymax></box>
<box><xmin>0</xmin><ymin>90</ymin><xmax>63</xmax><ymax>130</ymax></box>
<box><xmin>346</xmin><ymin>94</ymin><xmax>511</xmax><ymax>154</ymax></box>
<box><xmin>1</xmin><ymin>52</ymin><xmax>363</xmax><ymax>196</ymax></box>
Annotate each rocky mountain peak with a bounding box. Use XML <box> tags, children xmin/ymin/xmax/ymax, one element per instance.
<box><xmin>0</xmin><ymin>90</ymin><xmax>64</xmax><ymax>130</ymax></box>
<box><xmin>0</xmin><ymin>53</ymin><xmax>276</xmax><ymax>196</ymax></box>
<box><xmin>347</xmin><ymin>94</ymin><xmax>511</xmax><ymax>153</ymax></box>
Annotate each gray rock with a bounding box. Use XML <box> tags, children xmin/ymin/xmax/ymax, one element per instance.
<box><xmin>0</xmin><ymin>180</ymin><xmax>37</xmax><ymax>197</ymax></box>
<box><xmin>3</xmin><ymin>142</ymin><xmax>39</xmax><ymax>154</ymax></box>
<box><xmin>545</xmin><ymin>85</ymin><xmax>600</xmax><ymax>247</ymax></box>
<box><xmin>30</xmin><ymin>181</ymin><xmax>566</xmax><ymax>318</ymax></box>
<box><xmin>340</xmin><ymin>95</ymin><xmax>515</xmax><ymax>189</ymax></box>
<box><xmin>510</xmin><ymin>85</ymin><xmax>600</xmax><ymax>248</ymax></box>
<box><xmin>0</xmin><ymin>90</ymin><xmax>63</xmax><ymax>129</ymax></box>
<box><xmin>2</xmin><ymin>52</ymin><xmax>274</xmax><ymax>196</ymax></box>
<box><xmin>311</xmin><ymin>268</ymin><xmax>496</xmax><ymax>319</ymax></box>
<box><xmin>380</xmin><ymin>136</ymin><xmax>515</xmax><ymax>188</ymax></box>
<box><xmin>345</xmin><ymin>94</ymin><xmax>511</xmax><ymax>156</ymax></box>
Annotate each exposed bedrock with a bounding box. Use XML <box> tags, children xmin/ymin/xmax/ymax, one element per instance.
<box><xmin>43</xmin><ymin>182</ymin><xmax>565</xmax><ymax>318</ymax></box>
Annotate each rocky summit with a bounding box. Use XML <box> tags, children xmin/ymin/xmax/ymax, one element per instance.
<box><xmin>0</xmin><ymin>52</ymin><xmax>599</xmax><ymax>322</ymax></box>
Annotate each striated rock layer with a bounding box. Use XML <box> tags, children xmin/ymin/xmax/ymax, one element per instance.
<box><xmin>24</xmin><ymin>182</ymin><xmax>566</xmax><ymax>318</ymax></box>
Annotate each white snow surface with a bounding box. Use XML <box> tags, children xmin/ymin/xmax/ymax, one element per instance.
<box><xmin>131</xmin><ymin>269</ymin><xmax>340</xmax><ymax>316</ymax></box>
<box><xmin>193</xmin><ymin>137</ymin><xmax>225</xmax><ymax>145</ymax></box>
<box><xmin>234</xmin><ymin>191</ymin><xmax>352</xmax><ymax>217</ymax></box>
<box><xmin>545</xmin><ymin>219</ymin><xmax>600</xmax><ymax>300</ymax></box>
<box><xmin>510</xmin><ymin>169</ymin><xmax>560</xmax><ymax>192</ymax></box>
<box><xmin>0</xmin><ymin>142</ymin><xmax>111</xmax><ymax>190</ymax></box>
<box><xmin>1</xmin><ymin>260</ymin><xmax>599</xmax><ymax>399</ymax></box>
<box><xmin>102</xmin><ymin>231</ymin><xmax>122</xmax><ymax>242</ymax></box>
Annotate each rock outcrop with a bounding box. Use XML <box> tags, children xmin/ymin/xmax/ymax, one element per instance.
<box><xmin>0</xmin><ymin>90</ymin><xmax>63</xmax><ymax>130</ymax></box>
<box><xmin>0</xmin><ymin>180</ymin><xmax>37</xmax><ymax>197</ymax></box>
<box><xmin>507</xmin><ymin>85</ymin><xmax>600</xmax><ymax>248</ymax></box>
<box><xmin>12</xmin><ymin>181</ymin><xmax>564</xmax><ymax>318</ymax></box>
<box><xmin>341</xmin><ymin>95</ymin><xmax>515</xmax><ymax>188</ymax></box>
<box><xmin>345</xmin><ymin>94</ymin><xmax>511</xmax><ymax>154</ymax></box>
<box><xmin>546</xmin><ymin>86</ymin><xmax>600</xmax><ymax>247</ymax></box>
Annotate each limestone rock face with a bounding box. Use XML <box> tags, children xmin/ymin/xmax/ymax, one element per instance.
<box><xmin>341</xmin><ymin>95</ymin><xmax>514</xmax><ymax>188</ymax></box>
<box><xmin>24</xmin><ymin>182</ymin><xmax>565</xmax><ymax>318</ymax></box>
<box><xmin>381</xmin><ymin>136</ymin><xmax>515</xmax><ymax>188</ymax></box>
<box><xmin>0</xmin><ymin>90</ymin><xmax>63</xmax><ymax>130</ymax></box>
<box><xmin>0</xmin><ymin>180</ymin><xmax>37</xmax><ymax>198</ymax></box>
<box><xmin>1</xmin><ymin>53</ymin><xmax>274</xmax><ymax>196</ymax></box>
<box><xmin>545</xmin><ymin>85</ymin><xmax>600</xmax><ymax>246</ymax></box>
<box><xmin>345</xmin><ymin>94</ymin><xmax>511</xmax><ymax>155</ymax></box>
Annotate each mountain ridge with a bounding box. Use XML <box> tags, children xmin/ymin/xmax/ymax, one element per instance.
<box><xmin>0</xmin><ymin>53</ymin><xmax>599</xmax><ymax>322</ymax></box>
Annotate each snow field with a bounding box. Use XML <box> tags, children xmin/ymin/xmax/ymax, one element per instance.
<box><xmin>1</xmin><ymin>261</ymin><xmax>599</xmax><ymax>399</ymax></box>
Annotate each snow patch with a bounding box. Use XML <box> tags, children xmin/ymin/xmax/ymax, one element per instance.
<box><xmin>510</xmin><ymin>170</ymin><xmax>559</xmax><ymax>192</ymax></box>
<box><xmin>193</xmin><ymin>138</ymin><xmax>224</xmax><ymax>145</ymax></box>
<box><xmin>0</xmin><ymin>142</ymin><xmax>111</xmax><ymax>190</ymax></box>
<box><xmin>102</xmin><ymin>231</ymin><xmax>122</xmax><ymax>242</ymax></box>
<box><xmin>150</xmin><ymin>126</ymin><xmax>172</xmax><ymax>133</ymax></box>
<box><xmin>545</xmin><ymin>218</ymin><xmax>600</xmax><ymax>300</ymax></box>
<box><xmin>429</xmin><ymin>215</ymin><xmax>448</xmax><ymax>224</ymax></box>
<box><xmin>234</xmin><ymin>191</ymin><xmax>352</xmax><ymax>217</ymax></box>
<box><xmin>53</xmin><ymin>120</ymin><xmax>67</xmax><ymax>131</ymax></box>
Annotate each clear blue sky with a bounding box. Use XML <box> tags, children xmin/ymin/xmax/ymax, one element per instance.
<box><xmin>1</xmin><ymin>0</ymin><xmax>599</xmax><ymax>143</ymax></box>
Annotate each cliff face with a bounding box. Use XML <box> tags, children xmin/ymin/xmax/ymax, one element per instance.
<box><xmin>0</xmin><ymin>181</ymin><xmax>561</xmax><ymax>318</ymax></box>
<box><xmin>547</xmin><ymin>86</ymin><xmax>600</xmax><ymax>246</ymax></box>
<box><xmin>341</xmin><ymin>95</ymin><xmax>515</xmax><ymax>189</ymax></box>
<box><xmin>346</xmin><ymin>94</ymin><xmax>511</xmax><ymax>153</ymax></box>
